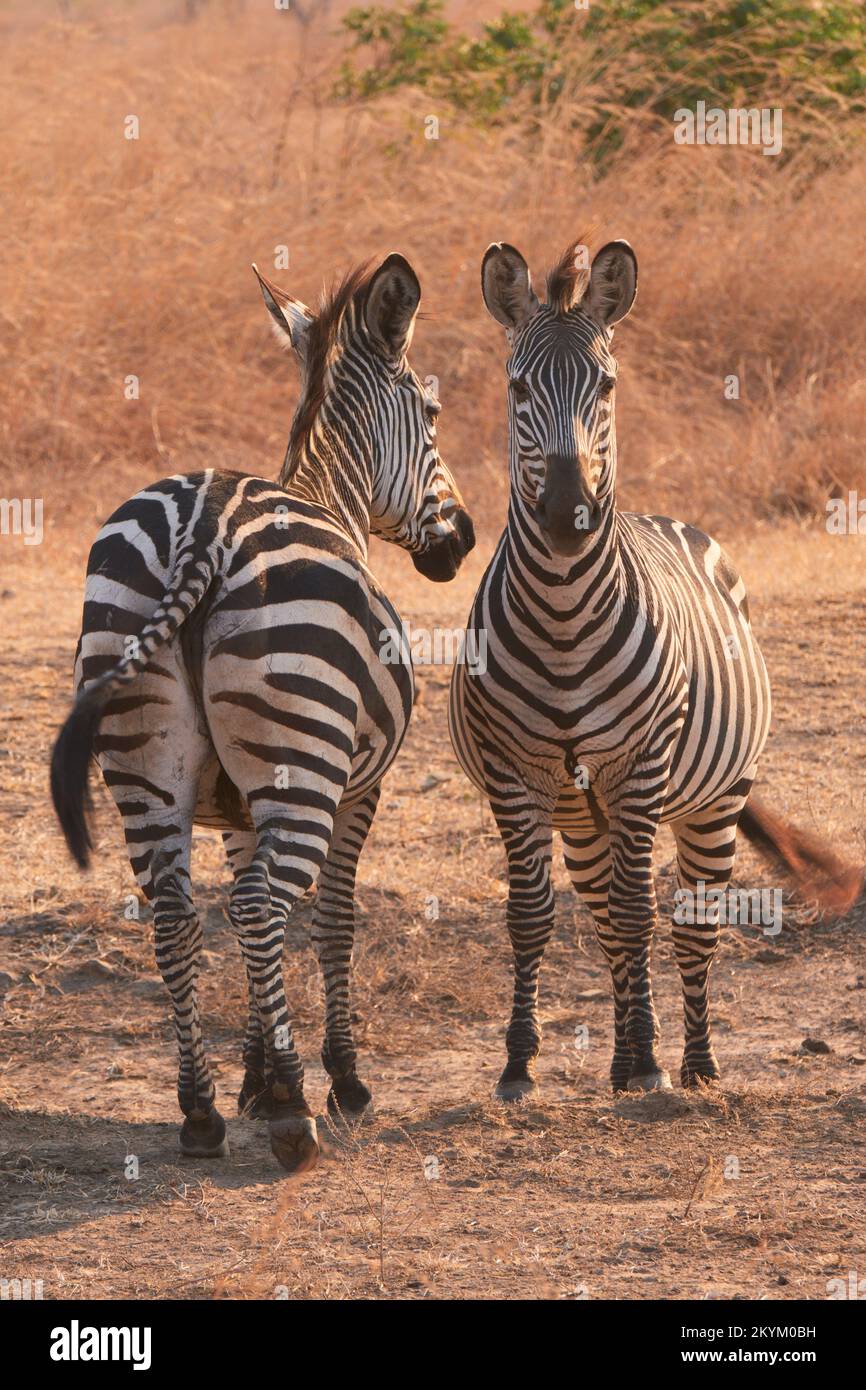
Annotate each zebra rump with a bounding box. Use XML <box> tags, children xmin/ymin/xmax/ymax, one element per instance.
<box><xmin>51</xmin><ymin>542</ymin><xmax>215</xmax><ymax>871</ymax></box>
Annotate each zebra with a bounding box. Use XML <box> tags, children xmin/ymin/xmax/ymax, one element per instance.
<box><xmin>449</xmin><ymin>237</ymin><xmax>861</xmax><ymax>1098</ymax></box>
<box><xmin>51</xmin><ymin>253</ymin><xmax>475</xmax><ymax>1172</ymax></box>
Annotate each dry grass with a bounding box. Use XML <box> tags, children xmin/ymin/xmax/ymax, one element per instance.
<box><xmin>2</xmin><ymin>1</ymin><xmax>866</xmax><ymax>1302</ymax></box>
<box><xmin>2</xmin><ymin>0</ymin><xmax>866</xmax><ymax>540</ymax></box>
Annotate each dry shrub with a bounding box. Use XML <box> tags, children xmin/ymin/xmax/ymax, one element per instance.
<box><xmin>2</xmin><ymin>0</ymin><xmax>865</xmax><ymax>542</ymax></box>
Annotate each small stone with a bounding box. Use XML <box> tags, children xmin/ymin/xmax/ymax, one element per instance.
<box><xmin>420</xmin><ymin>773</ymin><xmax>449</xmax><ymax>792</ymax></box>
<box><xmin>801</xmin><ymin>1037</ymin><xmax>832</xmax><ymax>1055</ymax></box>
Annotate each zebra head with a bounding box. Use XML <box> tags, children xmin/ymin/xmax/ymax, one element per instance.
<box><xmin>254</xmin><ymin>254</ymin><xmax>474</xmax><ymax>582</ymax></box>
<box><xmin>362</xmin><ymin>253</ymin><xmax>475</xmax><ymax>580</ymax></box>
<box><xmin>481</xmin><ymin>239</ymin><xmax>637</xmax><ymax>558</ymax></box>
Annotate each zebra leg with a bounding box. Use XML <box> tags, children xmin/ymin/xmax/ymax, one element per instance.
<box><xmin>671</xmin><ymin>781</ymin><xmax>752</xmax><ymax>1087</ymax></box>
<box><xmin>607</xmin><ymin>790</ymin><xmax>670</xmax><ymax>1092</ymax></box>
<box><xmin>237</xmin><ymin>968</ymin><xmax>272</xmax><ymax>1117</ymax></box>
<box><xmin>223</xmin><ymin>830</ymin><xmax>274</xmax><ymax>1118</ymax></box>
<box><xmin>561</xmin><ymin>830</ymin><xmax>631</xmax><ymax>1091</ymax></box>
<box><xmin>100</xmin><ymin>746</ymin><xmax>226</xmax><ymax>1152</ymax></box>
<box><xmin>123</xmin><ymin>810</ymin><xmax>226</xmax><ymax>1158</ymax></box>
<box><xmin>228</xmin><ymin>820</ymin><xmax>334</xmax><ymax>1174</ymax></box>
<box><xmin>312</xmin><ymin>788</ymin><xmax>381</xmax><ymax>1125</ymax></box>
<box><xmin>489</xmin><ymin>782</ymin><xmax>556</xmax><ymax>1100</ymax></box>
<box><xmin>149</xmin><ymin>859</ymin><xmax>229</xmax><ymax>1159</ymax></box>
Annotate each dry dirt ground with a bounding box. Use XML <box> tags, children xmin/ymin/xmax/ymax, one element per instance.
<box><xmin>1</xmin><ymin>520</ymin><xmax>864</xmax><ymax>1301</ymax></box>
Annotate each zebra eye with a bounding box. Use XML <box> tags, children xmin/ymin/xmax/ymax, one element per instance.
<box><xmin>510</xmin><ymin>378</ymin><xmax>530</xmax><ymax>402</ymax></box>
<box><xmin>425</xmin><ymin>402</ymin><xmax>441</xmax><ymax>424</ymax></box>
<box><xmin>598</xmin><ymin>375</ymin><xmax>616</xmax><ymax>398</ymax></box>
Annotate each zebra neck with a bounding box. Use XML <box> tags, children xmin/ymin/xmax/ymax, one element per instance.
<box><xmin>279</xmin><ymin>428</ymin><xmax>373</xmax><ymax>558</ymax></box>
<box><xmin>504</xmin><ymin>500</ymin><xmax>626</xmax><ymax>630</ymax></box>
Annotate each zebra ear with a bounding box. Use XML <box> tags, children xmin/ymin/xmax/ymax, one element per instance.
<box><xmin>252</xmin><ymin>264</ymin><xmax>314</xmax><ymax>358</ymax></box>
<box><xmin>481</xmin><ymin>243</ymin><xmax>539</xmax><ymax>330</ymax></box>
<box><xmin>364</xmin><ymin>253</ymin><xmax>421</xmax><ymax>359</ymax></box>
<box><xmin>585</xmin><ymin>241</ymin><xmax>637</xmax><ymax>328</ymax></box>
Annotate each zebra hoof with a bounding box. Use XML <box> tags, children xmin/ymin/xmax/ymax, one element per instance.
<box><xmin>179</xmin><ymin>1109</ymin><xmax>230</xmax><ymax>1158</ymax></box>
<box><xmin>327</xmin><ymin>1076</ymin><xmax>373</xmax><ymax>1127</ymax></box>
<box><xmin>495</xmin><ymin>1057</ymin><xmax>537</xmax><ymax>1102</ymax></box>
<box><xmin>269</xmin><ymin>1113</ymin><xmax>319</xmax><ymax>1175</ymax></box>
<box><xmin>681</xmin><ymin>1068</ymin><xmax>720</xmax><ymax>1089</ymax></box>
<box><xmin>627</xmin><ymin>1070</ymin><xmax>673</xmax><ymax>1093</ymax></box>
<box><xmin>494</xmin><ymin>1063</ymin><xmax>537</xmax><ymax>1102</ymax></box>
<box><xmin>238</xmin><ymin>1073</ymin><xmax>275</xmax><ymax>1119</ymax></box>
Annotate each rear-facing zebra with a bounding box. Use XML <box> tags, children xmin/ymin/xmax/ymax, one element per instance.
<box><xmin>449</xmin><ymin>238</ymin><xmax>859</xmax><ymax>1097</ymax></box>
<box><xmin>51</xmin><ymin>253</ymin><xmax>474</xmax><ymax>1172</ymax></box>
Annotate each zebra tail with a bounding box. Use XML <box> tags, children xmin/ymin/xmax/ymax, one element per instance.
<box><xmin>50</xmin><ymin>549</ymin><xmax>215</xmax><ymax>870</ymax></box>
<box><xmin>738</xmin><ymin>796</ymin><xmax>864</xmax><ymax>920</ymax></box>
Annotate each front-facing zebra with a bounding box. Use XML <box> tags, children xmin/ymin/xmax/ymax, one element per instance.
<box><xmin>450</xmin><ymin>238</ymin><xmax>860</xmax><ymax>1097</ymax></box>
<box><xmin>51</xmin><ymin>253</ymin><xmax>474</xmax><ymax>1172</ymax></box>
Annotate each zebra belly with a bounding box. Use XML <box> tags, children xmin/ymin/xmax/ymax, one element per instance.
<box><xmin>450</xmin><ymin>625</ymin><xmax>771</xmax><ymax>832</ymax></box>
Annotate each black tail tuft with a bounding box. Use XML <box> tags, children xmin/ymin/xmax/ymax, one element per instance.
<box><xmin>50</xmin><ymin>684</ymin><xmax>111</xmax><ymax>870</ymax></box>
<box><xmin>739</xmin><ymin>795</ymin><xmax>864</xmax><ymax>921</ymax></box>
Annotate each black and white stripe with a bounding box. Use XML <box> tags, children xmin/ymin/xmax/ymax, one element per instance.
<box><xmin>450</xmin><ymin>238</ymin><xmax>815</xmax><ymax>1097</ymax></box>
<box><xmin>51</xmin><ymin>254</ymin><xmax>474</xmax><ymax>1171</ymax></box>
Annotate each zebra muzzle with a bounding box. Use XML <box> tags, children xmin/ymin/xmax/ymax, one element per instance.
<box><xmin>412</xmin><ymin>507</ymin><xmax>475</xmax><ymax>582</ymax></box>
<box><xmin>536</xmin><ymin>455</ymin><xmax>601</xmax><ymax>556</ymax></box>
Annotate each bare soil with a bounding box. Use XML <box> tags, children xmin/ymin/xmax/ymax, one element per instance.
<box><xmin>1</xmin><ymin>525</ymin><xmax>864</xmax><ymax>1301</ymax></box>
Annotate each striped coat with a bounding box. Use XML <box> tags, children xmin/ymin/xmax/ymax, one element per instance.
<box><xmin>450</xmin><ymin>238</ymin><xmax>858</xmax><ymax>1098</ymax></box>
<box><xmin>52</xmin><ymin>255</ymin><xmax>474</xmax><ymax>1172</ymax></box>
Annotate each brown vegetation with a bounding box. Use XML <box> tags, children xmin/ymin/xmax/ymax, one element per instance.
<box><xmin>2</xmin><ymin>1</ymin><xmax>865</xmax><ymax>538</ymax></box>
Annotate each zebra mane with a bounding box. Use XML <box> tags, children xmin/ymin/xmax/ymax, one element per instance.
<box><xmin>283</xmin><ymin>261</ymin><xmax>374</xmax><ymax>481</ymax></box>
<box><xmin>545</xmin><ymin>236</ymin><xmax>593</xmax><ymax>316</ymax></box>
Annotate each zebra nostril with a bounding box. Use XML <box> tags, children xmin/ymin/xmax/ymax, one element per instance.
<box><xmin>455</xmin><ymin>507</ymin><xmax>475</xmax><ymax>553</ymax></box>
